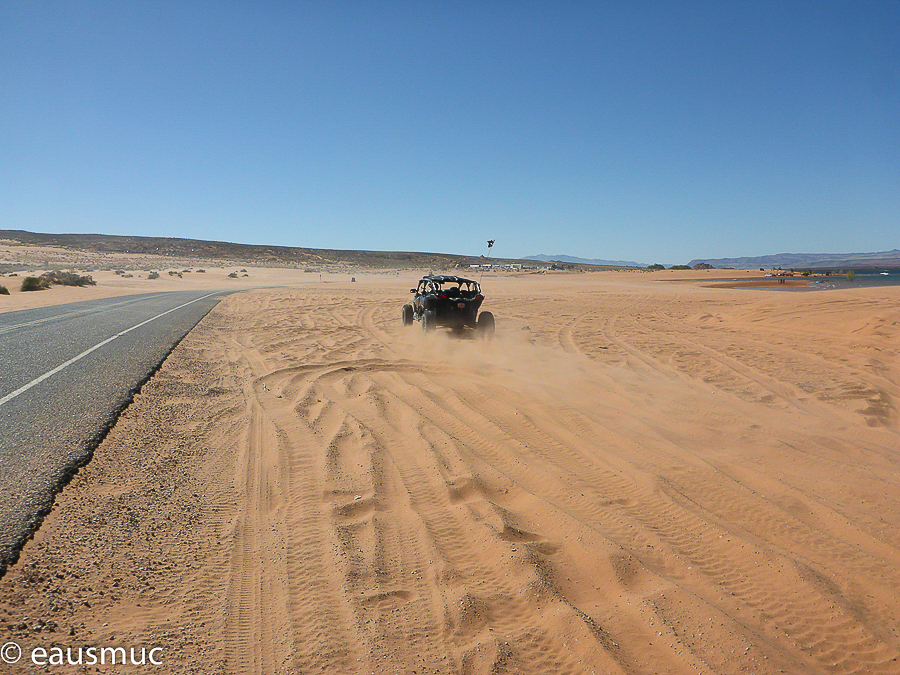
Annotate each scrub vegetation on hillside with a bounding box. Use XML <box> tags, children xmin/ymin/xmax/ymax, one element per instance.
<box><xmin>20</xmin><ymin>270</ymin><xmax>97</xmax><ymax>291</ymax></box>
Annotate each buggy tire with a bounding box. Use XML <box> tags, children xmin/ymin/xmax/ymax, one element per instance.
<box><xmin>477</xmin><ymin>311</ymin><xmax>495</xmax><ymax>338</ymax></box>
<box><xmin>423</xmin><ymin>309</ymin><xmax>437</xmax><ymax>332</ymax></box>
<box><xmin>401</xmin><ymin>304</ymin><xmax>414</xmax><ymax>327</ymax></box>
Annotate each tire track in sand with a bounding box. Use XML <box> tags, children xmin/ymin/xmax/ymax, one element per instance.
<box><xmin>221</xmin><ymin>328</ymin><xmax>361</xmax><ymax>674</ymax></box>
<box><xmin>201</xmin><ymin>283</ymin><xmax>900</xmax><ymax>675</ymax></box>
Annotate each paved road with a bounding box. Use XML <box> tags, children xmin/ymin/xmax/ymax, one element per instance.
<box><xmin>0</xmin><ymin>290</ymin><xmax>229</xmax><ymax>574</ymax></box>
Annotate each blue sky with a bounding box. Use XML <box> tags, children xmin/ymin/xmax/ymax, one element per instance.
<box><xmin>2</xmin><ymin>1</ymin><xmax>898</xmax><ymax>265</ymax></box>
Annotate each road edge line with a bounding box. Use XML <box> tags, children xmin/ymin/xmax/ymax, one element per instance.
<box><xmin>0</xmin><ymin>291</ymin><xmax>221</xmax><ymax>408</ymax></box>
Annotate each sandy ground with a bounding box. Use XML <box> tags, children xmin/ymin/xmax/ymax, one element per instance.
<box><xmin>0</xmin><ymin>258</ymin><xmax>379</xmax><ymax>312</ymax></box>
<box><xmin>1</xmin><ymin>267</ymin><xmax>899</xmax><ymax>674</ymax></box>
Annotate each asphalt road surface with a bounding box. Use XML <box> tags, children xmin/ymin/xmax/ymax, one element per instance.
<box><xmin>0</xmin><ymin>290</ymin><xmax>229</xmax><ymax>574</ymax></box>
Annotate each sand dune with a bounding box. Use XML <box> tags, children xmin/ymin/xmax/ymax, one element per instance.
<box><xmin>2</xmin><ymin>272</ymin><xmax>898</xmax><ymax>674</ymax></box>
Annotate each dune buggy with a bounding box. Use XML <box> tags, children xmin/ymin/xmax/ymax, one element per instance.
<box><xmin>401</xmin><ymin>275</ymin><xmax>494</xmax><ymax>336</ymax></box>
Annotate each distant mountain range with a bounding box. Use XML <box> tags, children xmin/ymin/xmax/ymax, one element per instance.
<box><xmin>524</xmin><ymin>254</ymin><xmax>644</xmax><ymax>268</ymax></box>
<box><xmin>687</xmin><ymin>249</ymin><xmax>900</xmax><ymax>270</ymax></box>
<box><xmin>525</xmin><ymin>249</ymin><xmax>900</xmax><ymax>270</ymax></box>
<box><xmin>4</xmin><ymin>229</ymin><xmax>895</xmax><ymax>272</ymax></box>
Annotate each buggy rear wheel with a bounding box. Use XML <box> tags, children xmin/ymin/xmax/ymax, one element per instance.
<box><xmin>477</xmin><ymin>311</ymin><xmax>495</xmax><ymax>338</ymax></box>
<box><xmin>423</xmin><ymin>309</ymin><xmax>437</xmax><ymax>332</ymax></box>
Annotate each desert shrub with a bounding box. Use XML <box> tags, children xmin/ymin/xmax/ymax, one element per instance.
<box><xmin>227</xmin><ymin>271</ymin><xmax>239</xmax><ymax>278</ymax></box>
<box><xmin>21</xmin><ymin>276</ymin><xmax>49</xmax><ymax>291</ymax></box>
<box><xmin>0</xmin><ymin>284</ymin><xmax>9</xmax><ymax>295</ymax></box>
<box><xmin>196</xmin><ymin>269</ymin><xmax>205</xmax><ymax>273</ymax></box>
<box><xmin>115</xmin><ymin>270</ymin><xmax>125</xmax><ymax>275</ymax></box>
<box><xmin>40</xmin><ymin>270</ymin><xmax>96</xmax><ymax>287</ymax></box>
<box><xmin>148</xmin><ymin>271</ymin><xmax>160</xmax><ymax>279</ymax></box>
<box><xmin>65</xmin><ymin>271</ymin><xmax>93</xmax><ymax>286</ymax></box>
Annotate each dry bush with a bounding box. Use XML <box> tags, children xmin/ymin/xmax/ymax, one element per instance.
<box><xmin>21</xmin><ymin>276</ymin><xmax>49</xmax><ymax>291</ymax></box>
<box><xmin>40</xmin><ymin>270</ymin><xmax>96</xmax><ymax>287</ymax></box>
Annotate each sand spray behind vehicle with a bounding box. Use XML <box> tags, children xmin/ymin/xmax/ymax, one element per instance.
<box><xmin>394</xmin><ymin>314</ymin><xmax>606</xmax><ymax>416</ymax></box>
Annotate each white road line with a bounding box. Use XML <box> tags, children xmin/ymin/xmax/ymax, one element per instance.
<box><xmin>0</xmin><ymin>294</ymin><xmax>164</xmax><ymax>335</ymax></box>
<box><xmin>0</xmin><ymin>292</ymin><xmax>221</xmax><ymax>408</ymax></box>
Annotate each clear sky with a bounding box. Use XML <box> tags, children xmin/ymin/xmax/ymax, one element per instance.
<box><xmin>2</xmin><ymin>1</ymin><xmax>898</xmax><ymax>265</ymax></box>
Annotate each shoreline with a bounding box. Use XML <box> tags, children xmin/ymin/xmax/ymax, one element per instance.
<box><xmin>705</xmin><ymin>274</ymin><xmax>900</xmax><ymax>290</ymax></box>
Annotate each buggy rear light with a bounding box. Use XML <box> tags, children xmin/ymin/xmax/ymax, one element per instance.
<box><xmin>475</xmin><ymin>294</ymin><xmax>483</xmax><ymax>301</ymax></box>
<box><xmin>439</xmin><ymin>294</ymin><xmax>447</xmax><ymax>299</ymax></box>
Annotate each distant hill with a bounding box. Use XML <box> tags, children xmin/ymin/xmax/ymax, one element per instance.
<box><xmin>524</xmin><ymin>254</ymin><xmax>643</xmax><ymax>268</ymax></box>
<box><xmin>688</xmin><ymin>250</ymin><xmax>900</xmax><ymax>270</ymax></box>
<box><xmin>0</xmin><ymin>230</ymin><xmax>512</xmax><ymax>270</ymax></box>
